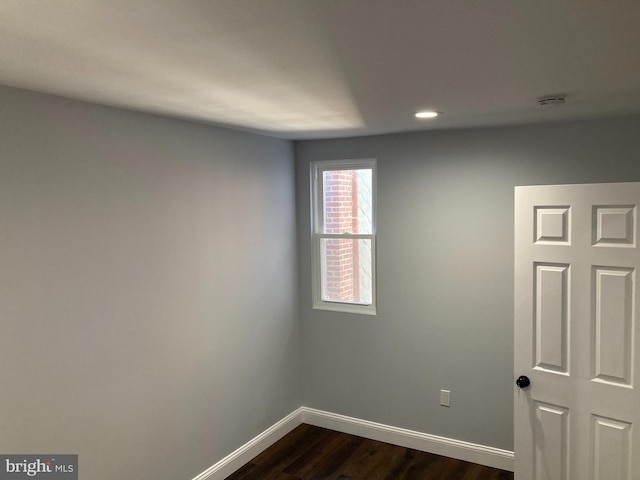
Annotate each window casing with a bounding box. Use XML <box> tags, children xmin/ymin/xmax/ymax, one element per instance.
<box><xmin>311</xmin><ymin>159</ymin><xmax>376</xmax><ymax>315</ymax></box>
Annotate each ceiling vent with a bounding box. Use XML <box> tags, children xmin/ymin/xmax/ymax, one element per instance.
<box><xmin>537</xmin><ymin>95</ymin><xmax>566</xmax><ymax>107</ymax></box>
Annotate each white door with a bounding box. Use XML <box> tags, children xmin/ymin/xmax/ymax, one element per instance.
<box><xmin>515</xmin><ymin>182</ymin><xmax>640</xmax><ymax>480</ymax></box>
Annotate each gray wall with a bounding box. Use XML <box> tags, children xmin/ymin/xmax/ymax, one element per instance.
<box><xmin>5</xmin><ymin>80</ymin><xmax>640</xmax><ymax>476</ymax></box>
<box><xmin>0</xmin><ymin>86</ymin><xmax>300</xmax><ymax>480</ymax></box>
<box><xmin>295</xmin><ymin>115</ymin><xmax>640</xmax><ymax>451</ymax></box>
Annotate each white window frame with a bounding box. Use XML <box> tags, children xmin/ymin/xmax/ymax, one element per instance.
<box><xmin>311</xmin><ymin>158</ymin><xmax>377</xmax><ymax>315</ymax></box>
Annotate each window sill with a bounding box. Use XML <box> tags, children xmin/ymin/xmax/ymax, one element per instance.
<box><xmin>312</xmin><ymin>301</ymin><xmax>377</xmax><ymax>316</ymax></box>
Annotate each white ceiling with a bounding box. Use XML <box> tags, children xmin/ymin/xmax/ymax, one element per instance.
<box><xmin>2</xmin><ymin>0</ymin><xmax>640</xmax><ymax>139</ymax></box>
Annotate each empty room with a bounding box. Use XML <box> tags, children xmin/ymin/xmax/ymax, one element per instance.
<box><xmin>2</xmin><ymin>1</ymin><xmax>640</xmax><ymax>479</ymax></box>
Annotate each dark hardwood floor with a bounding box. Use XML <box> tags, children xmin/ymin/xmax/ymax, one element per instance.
<box><xmin>226</xmin><ymin>424</ymin><xmax>514</xmax><ymax>480</ymax></box>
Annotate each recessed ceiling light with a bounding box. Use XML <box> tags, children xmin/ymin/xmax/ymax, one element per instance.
<box><xmin>415</xmin><ymin>111</ymin><xmax>439</xmax><ymax>119</ymax></box>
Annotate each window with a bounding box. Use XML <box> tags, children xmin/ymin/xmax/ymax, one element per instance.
<box><xmin>311</xmin><ymin>159</ymin><xmax>376</xmax><ymax>314</ymax></box>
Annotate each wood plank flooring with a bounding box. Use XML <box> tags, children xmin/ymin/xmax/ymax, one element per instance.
<box><xmin>225</xmin><ymin>424</ymin><xmax>514</xmax><ymax>480</ymax></box>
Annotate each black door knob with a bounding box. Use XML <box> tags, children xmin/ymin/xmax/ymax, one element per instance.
<box><xmin>516</xmin><ymin>376</ymin><xmax>531</xmax><ymax>389</ymax></box>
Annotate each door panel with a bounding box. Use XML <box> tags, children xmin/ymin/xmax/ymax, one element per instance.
<box><xmin>593</xmin><ymin>206</ymin><xmax>636</xmax><ymax>247</ymax></box>
<box><xmin>534</xmin><ymin>402</ymin><xmax>569</xmax><ymax>480</ymax></box>
<box><xmin>592</xmin><ymin>415</ymin><xmax>631</xmax><ymax>480</ymax></box>
<box><xmin>592</xmin><ymin>266</ymin><xmax>634</xmax><ymax>386</ymax></box>
<box><xmin>535</xmin><ymin>206</ymin><xmax>571</xmax><ymax>244</ymax></box>
<box><xmin>534</xmin><ymin>263</ymin><xmax>570</xmax><ymax>374</ymax></box>
<box><xmin>515</xmin><ymin>183</ymin><xmax>640</xmax><ymax>480</ymax></box>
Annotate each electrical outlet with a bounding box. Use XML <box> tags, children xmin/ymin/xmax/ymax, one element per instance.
<box><xmin>440</xmin><ymin>389</ymin><xmax>451</xmax><ymax>407</ymax></box>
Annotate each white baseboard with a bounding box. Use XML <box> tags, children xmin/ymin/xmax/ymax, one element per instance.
<box><xmin>192</xmin><ymin>407</ymin><xmax>303</xmax><ymax>480</ymax></box>
<box><xmin>300</xmin><ymin>407</ymin><xmax>514</xmax><ymax>472</ymax></box>
<box><xmin>192</xmin><ymin>406</ymin><xmax>514</xmax><ymax>479</ymax></box>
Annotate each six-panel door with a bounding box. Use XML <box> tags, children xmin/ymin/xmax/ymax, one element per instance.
<box><xmin>515</xmin><ymin>183</ymin><xmax>640</xmax><ymax>480</ymax></box>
